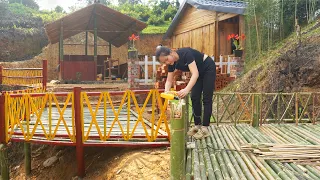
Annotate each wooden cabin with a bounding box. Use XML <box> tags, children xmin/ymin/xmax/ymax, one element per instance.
<box><xmin>163</xmin><ymin>0</ymin><xmax>247</xmax><ymax>60</ymax></box>
<box><xmin>44</xmin><ymin>3</ymin><xmax>146</xmax><ymax>81</ymax></box>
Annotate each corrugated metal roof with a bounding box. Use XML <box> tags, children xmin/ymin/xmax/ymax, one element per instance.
<box><xmin>44</xmin><ymin>3</ymin><xmax>147</xmax><ymax>47</ymax></box>
<box><xmin>164</xmin><ymin>0</ymin><xmax>247</xmax><ymax>39</ymax></box>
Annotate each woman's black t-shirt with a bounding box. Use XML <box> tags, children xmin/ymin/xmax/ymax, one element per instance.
<box><xmin>168</xmin><ymin>47</ymin><xmax>204</xmax><ymax>73</ymax></box>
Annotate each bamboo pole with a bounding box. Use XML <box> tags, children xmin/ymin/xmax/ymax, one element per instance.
<box><xmin>196</xmin><ymin>140</ymin><xmax>208</xmax><ymax>180</ymax></box>
<box><xmin>170</xmin><ymin>101</ymin><xmax>185</xmax><ymax>180</ymax></box>
<box><xmin>208</xmin><ymin>126</ymin><xmax>231</xmax><ymax>179</ymax></box>
<box><xmin>210</xmin><ymin>126</ymin><xmax>241</xmax><ymax>180</ymax></box>
<box><xmin>200</xmin><ymin>139</ymin><xmax>216</xmax><ymax>180</ymax></box>
<box><xmin>0</xmin><ymin>144</ymin><xmax>9</xmax><ymax>180</ymax></box>
<box><xmin>204</xmin><ymin>136</ymin><xmax>223</xmax><ymax>179</ymax></box>
<box><xmin>24</xmin><ymin>142</ymin><xmax>31</xmax><ymax>176</ymax></box>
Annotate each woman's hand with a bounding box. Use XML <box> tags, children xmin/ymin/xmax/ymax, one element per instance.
<box><xmin>177</xmin><ymin>88</ymin><xmax>190</xmax><ymax>98</ymax></box>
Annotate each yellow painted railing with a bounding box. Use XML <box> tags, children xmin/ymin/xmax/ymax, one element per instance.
<box><xmin>3</xmin><ymin>89</ymin><xmax>169</xmax><ymax>143</ymax></box>
<box><xmin>2</xmin><ymin>69</ymin><xmax>43</xmax><ymax>86</ymax></box>
<box><xmin>81</xmin><ymin>89</ymin><xmax>169</xmax><ymax>142</ymax></box>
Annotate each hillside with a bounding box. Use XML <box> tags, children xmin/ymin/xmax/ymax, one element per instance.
<box><xmin>224</xmin><ymin>21</ymin><xmax>320</xmax><ymax>93</ymax></box>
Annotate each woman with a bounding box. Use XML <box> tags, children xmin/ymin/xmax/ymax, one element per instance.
<box><xmin>155</xmin><ymin>45</ymin><xmax>216</xmax><ymax>139</ymax></box>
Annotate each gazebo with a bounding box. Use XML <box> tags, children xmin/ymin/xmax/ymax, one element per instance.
<box><xmin>45</xmin><ymin>3</ymin><xmax>147</xmax><ymax>81</ymax></box>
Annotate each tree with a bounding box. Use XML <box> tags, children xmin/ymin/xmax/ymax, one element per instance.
<box><xmin>54</xmin><ymin>5</ymin><xmax>63</xmax><ymax>13</ymax></box>
<box><xmin>8</xmin><ymin>0</ymin><xmax>39</xmax><ymax>10</ymax></box>
<box><xmin>86</xmin><ymin>0</ymin><xmax>111</xmax><ymax>6</ymax></box>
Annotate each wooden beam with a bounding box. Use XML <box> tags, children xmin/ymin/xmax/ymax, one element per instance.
<box><xmin>85</xmin><ymin>31</ymin><xmax>88</xmax><ymax>55</ymax></box>
<box><xmin>59</xmin><ymin>20</ymin><xmax>64</xmax><ymax>61</ymax></box>
<box><xmin>94</xmin><ymin>8</ymin><xmax>98</xmax><ymax>62</ymax></box>
<box><xmin>215</xmin><ymin>12</ymin><xmax>219</xmax><ymax>60</ymax></box>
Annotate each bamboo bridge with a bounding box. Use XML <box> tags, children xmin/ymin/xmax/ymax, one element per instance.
<box><xmin>1</xmin><ymin>62</ymin><xmax>320</xmax><ymax>179</ymax></box>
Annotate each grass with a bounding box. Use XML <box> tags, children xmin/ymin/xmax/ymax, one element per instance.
<box><xmin>142</xmin><ymin>21</ymin><xmax>171</xmax><ymax>34</ymax></box>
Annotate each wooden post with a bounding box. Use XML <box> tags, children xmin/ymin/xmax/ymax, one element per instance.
<box><xmin>0</xmin><ymin>144</ymin><xmax>9</xmax><ymax>180</ymax></box>
<box><xmin>93</xmin><ymin>9</ymin><xmax>97</xmax><ymax>62</ymax></box>
<box><xmin>109</xmin><ymin>42</ymin><xmax>112</xmax><ymax>57</ymax></box>
<box><xmin>74</xmin><ymin>87</ymin><xmax>85</xmax><ymax>178</ymax></box>
<box><xmin>277</xmin><ymin>93</ymin><xmax>281</xmax><ymax>124</ymax></box>
<box><xmin>85</xmin><ymin>31</ymin><xmax>88</xmax><ymax>56</ymax></box>
<box><xmin>0</xmin><ymin>65</ymin><xmax>3</xmax><ymax>85</ymax></box>
<box><xmin>170</xmin><ymin>100</ymin><xmax>186</xmax><ymax>180</ymax></box>
<box><xmin>0</xmin><ymin>94</ymin><xmax>6</xmax><ymax>144</ymax></box>
<box><xmin>42</xmin><ymin>60</ymin><xmax>48</xmax><ymax>91</ymax></box>
<box><xmin>59</xmin><ymin>20</ymin><xmax>64</xmax><ymax>61</ymax></box>
<box><xmin>24</xmin><ymin>142</ymin><xmax>31</xmax><ymax>176</ymax></box>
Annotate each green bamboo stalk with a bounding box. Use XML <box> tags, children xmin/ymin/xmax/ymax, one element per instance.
<box><xmin>285</xmin><ymin>163</ymin><xmax>311</xmax><ymax>180</ymax></box>
<box><xmin>208</xmin><ymin>126</ymin><xmax>231</xmax><ymax>180</ymax></box>
<box><xmin>305</xmin><ymin>165</ymin><xmax>320</xmax><ymax>179</ymax></box>
<box><xmin>193</xmin><ymin>146</ymin><xmax>201</xmax><ymax>180</ymax></box>
<box><xmin>290</xmin><ymin>163</ymin><xmax>315</xmax><ymax>179</ymax></box>
<box><xmin>196</xmin><ymin>140</ymin><xmax>208</xmax><ymax>180</ymax></box>
<box><xmin>235</xmin><ymin>125</ymin><xmax>258</xmax><ymax>143</ymax></box>
<box><xmin>186</xmin><ymin>149</ymin><xmax>192</xmax><ymax>180</ymax></box>
<box><xmin>259</xmin><ymin>126</ymin><xmax>289</xmax><ymax>144</ymax></box>
<box><xmin>170</xmin><ymin>102</ymin><xmax>185</xmax><ymax>179</ymax></box>
<box><xmin>204</xmin><ymin>137</ymin><xmax>223</xmax><ymax>180</ymax></box>
<box><xmin>0</xmin><ymin>144</ymin><xmax>9</xmax><ymax>180</ymax></box>
<box><xmin>200</xmin><ymin>139</ymin><xmax>216</xmax><ymax>180</ymax></box>
<box><xmin>278</xmin><ymin>125</ymin><xmax>311</xmax><ymax>144</ymax></box>
<box><xmin>244</xmin><ymin>125</ymin><xmax>273</xmax><ymax>143</ymax></box>
<box><xmin>272</xmin><ymin>161</ymin><xmax>299</xmax><ymax>180</ymax></box>
<box><xmin>229</xmin><ymin>126</ymin><xmax>281</xmax><ymax>180</ymax></box>
<box><xmin>210</xmin><ymin>126</ymin><xmax>241</xmax><ymax>180</ymax></box>
<box><xmin>288</xmin><ymin>125</ymin><xmax>320</xmax><ymax>144</ymax></box>
<box><xmin>220</xmin><ymin>126</ymin><xmax>256</xmax><ymax>180</ymax></box>
<box><xmin>270</xmin><ymin>124</ymin><xmax>305</xmax><ymax>144</ymax></box>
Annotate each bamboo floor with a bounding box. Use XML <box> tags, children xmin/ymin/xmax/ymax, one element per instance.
<box><xmin>187</xmin><ymin>124</ymin><xmax>320</xmax><ymax>180</ymax></box>
<box><xmin>8</xmin><ymin>107</ymin><xmax>169</xmax><ymax>147</ymax></box>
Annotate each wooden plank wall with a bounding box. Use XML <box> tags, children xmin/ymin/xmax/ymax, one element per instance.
<box><xmin>171</xmin><ymin>5</ymin><xmax>240</xmax><ymax>57</ymax></box>
<box><xmin>219</xmin><ymin>21</ymin><xmax>239</xmax><ymax>56</ymax></box>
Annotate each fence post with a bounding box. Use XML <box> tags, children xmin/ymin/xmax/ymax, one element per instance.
<box><xmin>152</xmin><ymin>56</ymin><xmax>156</xmax><ymax>81</ymax></box>
<box><xmin>144</xmin><ymin>55</ymin><xmax>148</xmax><ymax>84</ymax></box>
<box><xmin>42</xmin><ymin>60</ymin><xmax>48</xmax><ymax>91</ymax></box>
<box><xmin>170</xmin><ymin>100</ymin><xmax>186</xmax><ymax>179</ymax></box>
<box><xmin>74</xmin><ymin>87</ymin><xmax>85</xmax><ymax>178</ymax></box>
<box><xmin>252</xmin><ymin>95</ymin><xmax>260</xmax><ymax>127</ymax></box>
<box><xmin>0</xmin><ymin>94</ymin><xmax>9</xmax><ymax>180</ymax></box>
<box><xmin>0</xmin><ymin>65</ymin><xmax>3</xmax><ymax>85</ymax></box>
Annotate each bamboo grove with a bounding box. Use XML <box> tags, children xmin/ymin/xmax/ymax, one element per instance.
<box><xmin>242</xmin><ymin>0</ymin><xmax>320</xmax><ymax>61</ymax></box>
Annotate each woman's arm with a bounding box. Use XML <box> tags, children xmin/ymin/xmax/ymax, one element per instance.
<box><xmin>177</xmin><ymin>61</ymin><xmax>199</xmax><ymax>98</ymax></box>
<box><xmin>165</xmin><ymin>72</ymin><xmax>174</xmax><ymax>92</ymax></box>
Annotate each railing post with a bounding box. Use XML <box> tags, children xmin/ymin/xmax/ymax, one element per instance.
<box><xmin>0</xmin><ymin>94</ymin><xmax>9</xmax><ymax>180</ymax></box>
<box><xmin>170</xmin><ymin>99</ymin><xmax>186</xmax><ymax>179</ymax></box>
<box><xmin>252</xmin><ymin>94</ymin><xmax>260</xmax><ymax>127</ymax></box>
<box><xmin>74</xmin><ymin>87</ymin><xmax>85</xmax><ymax>178</ymax></box>
<box><xmin>42</xmin><ymin>60</ymin><xmax>48</xmax><ymax>91</ymax></box>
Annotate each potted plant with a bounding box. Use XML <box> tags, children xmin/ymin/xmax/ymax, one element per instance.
<box><xmin>227</xmin><ymin>33</ymin><xmax>245</xmax><ymax>57</ymax></box>
<box><xmin>128</xmin><ymin>33</ymin><xmax>140</xmax><ymax>51</ymax></box>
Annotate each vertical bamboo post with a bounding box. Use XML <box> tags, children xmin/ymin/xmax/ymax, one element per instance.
<box><xmin>0</xmin><ymin>95</ymin><xmax>9</xmax><ymax>180</ymax></box>
<box><xmin>24</xmin><ymin>142</ymin><xmax>31</xmax><ymax>176</ymax></box>
<box><xmin>108</xmin><ymin>42</ymin><xmax>112</xmax><ymax>57</ymax></box>
<box><xmin>312</xmin><ymin>93</ymin><xmax>315</xmax><ymax>125</ymax></box>
<box><xmin>152</xmin><ymin>56</ymin><xmax>156</xmax><ymax>81</ymax></box>
<box><xmin>170</xmin><ymin>100</ymin><xmax>186</xmax><ymax>180</ymax></box>
<box><xmin>295</xmin><ymin>93</ymin><xmax>299</xmax><ymax>125</ymax></box>
<box><xmin>42</xmin><ymin>60</ymin><xmax>48</xmax><ymax>91</ymax></box>
<box><xmin>74</xmin><ymin>87</ymin><xmax>85</xmax><ymax>178</ymax></box>
<box><xmin>277</xmin><ymin>93</ymin><xmax>281</xmax><ymax>124</ymax></box>
<box><xmin>0</xmin><ymin>144</ymin><xmax>9</xmax><ymax>180</ymax></box>
<box><xmin>252</xmin><ymin>95</ymin><xmax>260</xmax><ymax>127</ymax></box>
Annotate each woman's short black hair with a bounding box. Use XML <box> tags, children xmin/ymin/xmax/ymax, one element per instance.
<box><xmin>155</xmin><ymin>44</ymin><xmax>171</xmax><ymax>60</ymax></box>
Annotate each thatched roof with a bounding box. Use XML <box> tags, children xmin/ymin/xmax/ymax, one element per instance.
<box><xmin>44</xmin><ymin>3</ymin><xmax>147</xmax><ymax>47</ymax></box>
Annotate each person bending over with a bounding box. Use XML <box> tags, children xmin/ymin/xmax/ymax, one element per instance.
<box><xmin>155</xmin><ymin>45</ymin><xmax>216</xmax><ymax>139</ymax></box>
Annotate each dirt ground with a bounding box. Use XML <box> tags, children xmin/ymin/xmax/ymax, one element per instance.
<box><xmin>10</xmin><ymin>144</ymin><xmax>170</xmax><ymax>180</ymax></box>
